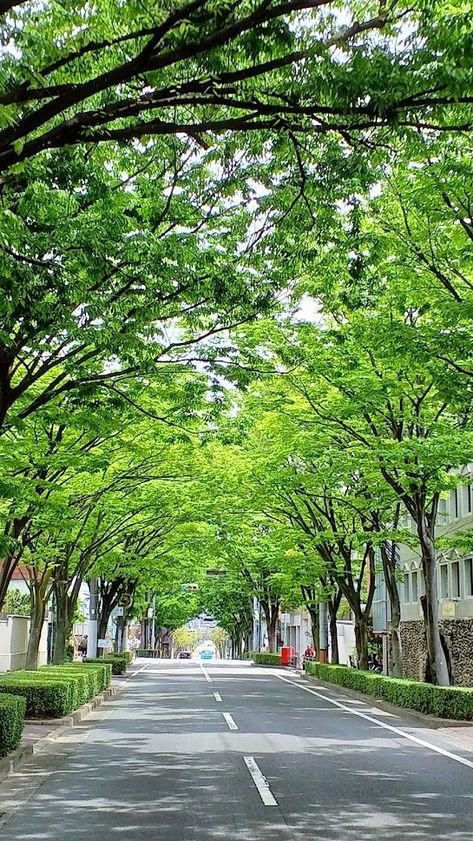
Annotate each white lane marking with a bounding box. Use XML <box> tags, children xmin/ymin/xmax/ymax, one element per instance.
<box><xmin>243</xmin><ymin>756</ymin><xmax>278</xmax><ymax>806</ymax></box>
<box><xmin>222</xmin><ymin>712</ymin><xmax>238</xmax><ymax>730</ymax></box>
<box><xmin>130</xmin><ymin>663</ymin><xmax>149</xmax><ymax>678</ymax></box>
<box><xmin>274</xmin><ymin>673</ymin><xmax>473</xmax><ymax>771</ymax></box>
<box><xmin>200</xmin><ymin>663</ymin><xmax>212</xmax><ymax>683</ymax></box>
<box><xmin>213</xmin><ymin>691</ymin><xmax>222</xmax><ymax>702</ymax></box>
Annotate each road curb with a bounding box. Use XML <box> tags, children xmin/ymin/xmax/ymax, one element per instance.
<box><xmin>0</xmin><ymin>684</ymin><xmax>119</xmax><ymax>783</ymax></box>
<box><xmin>301</xmin><ymin>672</ymin><xmax>473</xmax><ymax>730</ymax></box>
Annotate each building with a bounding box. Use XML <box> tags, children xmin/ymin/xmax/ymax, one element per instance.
<box><xmin>396</xmin><ymin>473</ymin><xmax>473</xmax><ymax>685</ymax></box>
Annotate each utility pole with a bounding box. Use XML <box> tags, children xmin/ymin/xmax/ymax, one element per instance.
<box><xmin>86</xmin><ymin>578</ymin><xmax>98</xmax><ymax>659</ymax></box>
<box><xmin>258</xmin><ymin>599</ymin><xmax>262</xmax><ymax>652</ymax></box>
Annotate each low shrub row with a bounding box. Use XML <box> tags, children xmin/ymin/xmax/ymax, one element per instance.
<box><xmin>307</xmin><ymin>662</ymin><xmax>473</xmax><ymax>721</ymax></box>
<box><xmin>0</xmin><ymin>693</ymin><xmax>26</xmax><ymax>757</ymax></box>
<box><xmin>136</xmin><ymin>648</ymin><xmax>157</xmax><ymax>658</ymax></box>
<box><xmin>0</xmin><ymin>662</ymin><xmax>111</xmax><ymax>719</ymax></box>
<box><xmin>250</xmin><ymin>652</ymin><xmax>281</xmax><ymax>666</ymax></box>
<box><xmin>84</xmin><ymin>653</ymin><xmax>129</xmax><ymax>675</ymax></box>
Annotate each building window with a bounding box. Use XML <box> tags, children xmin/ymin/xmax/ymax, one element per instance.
<box><xmin>438</xmin><ymin>497</ymin><xmax>447</xmax><ymax>524</ymax></box>
<box><xmin>452</xmin><ymin>488</ymin><xmax>459</xmax><ymax>519</ymax></box>
<box><xmin>418</xmin><ymin>567</ymin><xmax>425</xmax><ymax>597</ymax></box>
<box><xmin>440</xmin><ymin>564</ymin><xmax>449</xmax><ymax>599</ymax></box>
<box><xmin>465</xmin><ymin>558</ymin><xmax>473</xmax><ymax>597</ymax></box>
<box><xmin>466</xmin><ymin>485</ymin><xmax>473</xmax><ymax>514</ymax></box>
<box><xmin>451</xmin><ymin>561</ymin><xmax>460</xmax><ymax>598</ymax></box>
<box><xmin>411</xmin><ymin>567</ymin><xmax>419</xmax><ymax>602</ymax></box>
<box><xmin>403</xmin><ymin>572</ymin><xmax>410</xmax><ymax>603</ymax></box>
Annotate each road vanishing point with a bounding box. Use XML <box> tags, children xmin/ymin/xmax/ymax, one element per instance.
<box><xmin>1</xmin><ymin>659</ymin><xmax>473</xmax><ymax>840</ymax></box>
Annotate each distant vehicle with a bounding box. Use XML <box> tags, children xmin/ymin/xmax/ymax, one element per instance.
<box><xmin>200</xmin><ymin>650</ymin><xmax>213</xmax><ymax>660</ymax></box>
<box><xmin>178</xmin><ymin>651</ymin><xmax>192</xmax><ymax>659</ymax></box>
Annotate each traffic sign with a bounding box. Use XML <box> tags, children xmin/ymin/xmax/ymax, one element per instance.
<box><xmin>205</xmin><ymin>569</ymin><xmax>227</xmax><ymax>577</ymax></box>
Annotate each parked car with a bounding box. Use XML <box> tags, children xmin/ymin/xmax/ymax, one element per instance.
<box><xmin>200</xmin><ymin>650</ymin><xmax>213</xmax><ymax>660</ymax></box>
<box><xmin>178</xmin><ymin>650</ymin><xmax>192</xmax><ymax>659</ymax></box>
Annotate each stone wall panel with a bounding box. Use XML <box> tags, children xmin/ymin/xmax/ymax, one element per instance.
<box><xmin>400</xmin><ymin>619</ymin><xmax>473</xmax><ymax>686</ymax></box>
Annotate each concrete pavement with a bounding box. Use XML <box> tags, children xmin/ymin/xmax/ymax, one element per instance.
<box><xmin>1</xmin><ymin>659</ymin><xmax>473</xmax><ymax>840</ymax></box>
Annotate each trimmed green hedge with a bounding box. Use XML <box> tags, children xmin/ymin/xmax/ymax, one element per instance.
<box><xmin>250</xmin><ymin>652</ymin><xmax>281</xmax><ymax>666</ymax></box>
<box><xmin>0</xmin><ymin>693</ymin><xmax>26</xmax><ymax>757</ymax></box>
<box><xmin>103</xmin><ymin>654</ymin><xmax>128</xmax><ymax>675</ymax></box>
<box><xmin>136</xmin><ymin>648</ymin><xmax>156</xmax><ymax>658</ymax></box>
<box><xmin>0</xmin><ymin>675</ymin><xmax>75</xmax><ymax>717</ymax></box>
<box><xmin>79</xmin><ymin>661</ymin><xmax>113</xmax><ymax>691</ymax></box>
<box><xmin>0</xmin><ymin>663</ymin><xmax>111</xmax><ymax>719</ymax></box>
<box><xmin>71</xmin><ymin>662</ymin><xmax>111</xmax><ymax>693</ymax></box>
<box><xmin>38</xmin><ymin>667</ymin><xmax>90</xmax><ymax>707</ymax></box>
<box><xmin>307</xmin><ymin>662</ymin><xmax>473</xmax><ymax>721</ymax></box>
<box><xmin>84</xmin><ymin>653</ymin><xmax>128</xmax><ymax>675</ymax></box>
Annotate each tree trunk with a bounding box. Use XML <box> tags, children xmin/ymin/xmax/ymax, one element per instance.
<box><xmin>25</xmin><ymin>599</ymin><xmax>45</xmax><ymax>670</ymax></box>
<box><xmin>98</xmin><ymin>611</ymin><xmax>109</xmax><ymax>646</ymax></box>
<box><xmin>329</xmin><ymin>605</ymin><xmax>339</xmax><ymax>664</ymax></box>
<box><xmin>52</xmin><ymin>583</ymin><xmax>75</xmax><ymax>665</ymax></box>
<box><xmin>301</xmin><ymin>587</ymin><xmax>320</xmax><ymax>652</ymax></box>
<box><xmin>354</xmin><ymin>615</ymin><xmax>369</xmax><ymax>670</ymax></box>
<box><xmin>417</xmin><ymin>514</ymin><xmax>451</xmax><ymax>686</ymax></box>
<box><xmin>0</xmin><ymin>557</ymin><xmax>17</xmax><ymax>611</ymax></box>
<box><xmin>381</xmin><ymin>542</ymin><xmax>403</xmax><ymax>678</ymax></box>
<box><xmin>261</xmin><ymin>596</ymin><xmax>280</xmax><ymax>653</ymax></box>
<box><xmin>266</xmin><ymin>610</ymin><xmax>279</xmax><ymax>653</ymax></box>
<box><xmin>328</xmin><ymin>586</ymin><xmax>342</xmax><ymax>664</ymax></box>
<box><xmin>53</xmin><ymin>594</ymin><xmax>68</xmax><ymax>665</ymax></box>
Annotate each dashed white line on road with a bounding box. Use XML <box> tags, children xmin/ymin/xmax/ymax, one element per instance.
<box><xmin>213</xmin><ymin>691</ymin><xmax>222</xmax><ymax>702</ymax></box>
<box><xmin>130</xmin><ymin>663</ymin><xmax>149</xmax><ymax>678</ymax></box>
<box><xmin>274</xmin><ymin>673</ymin><xmax>473</xmax><ymax>771</ymax></box>
<box><xmin>243</xmin><ymin>756</ymin><xmax>278</xmax><ymax>806</ymax></box>
<box><xmin>222</xmin><ymin>712</ymin><xmax>238</xmax><ymax>730</ymax></box>
<box><xmin>200</xmin><ymin>664</ymin><xmax>212</xmax><ymax>683</ymax></box>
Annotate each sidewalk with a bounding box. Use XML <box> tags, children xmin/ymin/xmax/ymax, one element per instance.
<box><xmin>0</xmin><ymin>683</ymin><xmax>119</xmax><ymax>782</ymax></box>
<box><xmin>298</xmin><ymin>668</ymin><xmax>473</xmax><ymax>758</ymax></box>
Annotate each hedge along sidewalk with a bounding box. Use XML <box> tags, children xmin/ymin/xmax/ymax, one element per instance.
<box><xmin>0</xmin><ymin>679</ymin><xmax>119</xmax><ymax>783</ymax></box>
<box><xmin>0</xmin><ymin>662</ymin><xmax>113</xmax><ymax>719</ymax></box>
<box><xmin>248</xmin><ymin>652</ymin><xmax>282</xmax><ymax>666</ymax></box>
<box><xmin>307</xmin><ymin>662</ymin><xmax>473</xmax><ymax>724</ymax></box>
<box><xmin>0</xmin><ymin>694</ymin><xmax>26</xmax><ymax>758</ymax></box>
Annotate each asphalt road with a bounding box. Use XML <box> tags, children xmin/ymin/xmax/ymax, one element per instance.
<box><xmin>1</xmin><ymin>659</ymin><xmax>473</xmax><ymax>840</ymax></box>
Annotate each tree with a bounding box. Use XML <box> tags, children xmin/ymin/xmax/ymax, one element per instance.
<box><xmin>280</xmin><ymin>285</ymin><xmax>473</xmax><ymax>684</ymax></box>
<box><xmin>1</xmin><ymin>1</ymin><xmax>471</xmax><ymax>172</ymax></box>
<box><xmin>172</xmin><ymin>627</ymin><xmax>200</xmax><ymax>653</ymax></box>
<box><xmin>0</xmin><ymin>143</ymin><xmax>285</xmax><ymax>436</ymax></box>
<box><xmin>0</xmin><ymin>587</ymin><xmax>29</xmax><ymax>616</ymax></box>
<box><xmin>211</xmin><ymin>626</ymin><xmax>229</xmax><ymax>658</ymax></box>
